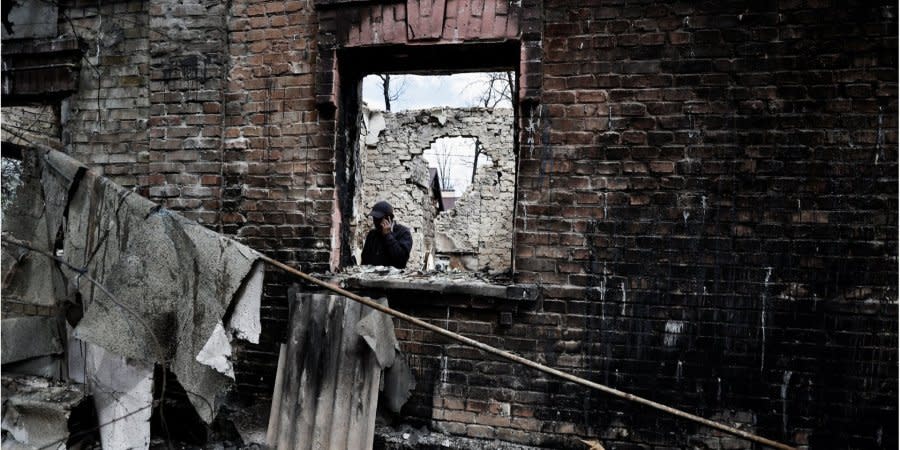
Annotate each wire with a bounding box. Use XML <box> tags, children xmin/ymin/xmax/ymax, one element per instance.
<box><xmin>259</xmin><ymin>254</ymin><xmax>798</xmax><ymax>450</ymax></box>
<box><xmin>3</xmin><ymin>235</ymin><xmax>218</xmax><ymax>450</ymax></box>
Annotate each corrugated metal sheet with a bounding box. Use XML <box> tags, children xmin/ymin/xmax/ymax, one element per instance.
<box><xmin>267</xmin><ymin>291</ymin><xmax>385</xmax><ymax>450</ymax></box>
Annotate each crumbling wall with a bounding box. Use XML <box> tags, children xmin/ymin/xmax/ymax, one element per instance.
<box><xmin>353</xmin><ymin>107</ymin><xmax>514</xmax><ymax>272</ymax></box>
<box><xmin>433</xmin><ymin>112</ymin><xmax>515</xmax><ymax>273</ymax></box>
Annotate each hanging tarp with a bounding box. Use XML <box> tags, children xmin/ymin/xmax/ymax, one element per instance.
<box><xmin>2</xmin><ymin>147</ymin><xmax>264</xmax><ymax>426</ymax></box>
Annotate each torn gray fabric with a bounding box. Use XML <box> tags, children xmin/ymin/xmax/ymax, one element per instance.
<box><xmin>382</xmin><ymin>350</ymin><xmax>416</xmax><ymax>414</ymax></box>
<box><xmin>1</xmin><ymin>148</ymin><xmax>82</xmax><ymax>306</ymax></box>
<box><xmin>2</xmin><ymin>148</ymin><xmax>262</xmax><ymax>424</ymax></box>
<box><xmin>356</xmin><ymin>297</ymin><xmax>399</xmax><ymax>369</ymax></box>
<box><xmin>65</xmin><ymin>169</ymin><xmax>260</xmax><ymax>423</ymax></box>
<box><xmin>194</xmin><ymin>261</ymin><xmax>264</xmax><ymax>381</ymax></box>
<box><xmin>354</xmin><ymin>297</ymin><xmax>414</xmax><ymax>414</ymax></box>
<box><xmin>227</xmin><ymin>262</ymin><xmax>264</xmax><ymax>344</ymax></box>
<box><xmin>41</xmin><ymin>149</ymin><xmax>84</xmax><ymax>242</ymax></box>
<box><xmin>1</xmin><ymin>316</ymin><xmax>63</xmax><ymax>365</ymax></box>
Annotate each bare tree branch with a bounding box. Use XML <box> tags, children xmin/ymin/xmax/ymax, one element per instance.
<box><xmin>431</xmin><ymin>139</ymin><xmax>455</xmax><ymax>191</ymax></box>
<box><xmin>376</xmin><ymin>74</ymin><xmax>407</xmax><ymax>111</ymax></box>
<box><xmin>467</xmin><ymin>72</ymin><xmax>515</xmax><ymax>109</ymax></box>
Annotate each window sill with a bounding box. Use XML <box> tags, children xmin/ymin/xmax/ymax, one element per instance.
<box><xmin>326</xmin><ymin>267</ymin><xmax>539</xmax><ymax>303</ymax></box>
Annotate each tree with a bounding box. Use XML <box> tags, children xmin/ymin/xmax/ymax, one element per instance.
<box><xmin>430</xmin><ymin>139</ymin><xmax>455</xmax><ymax>191</ymax></box>
<box><xmin>470</xmin><ymin>71</ymin><xmax>515</xmax><ymax>108</ymax></box>
<box><xmin>376</xmin><ymin>74</ymin><xmax>408</xmax><ymax>111</ymax></box>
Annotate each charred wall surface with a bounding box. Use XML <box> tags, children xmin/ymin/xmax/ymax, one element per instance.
<box><xmin>63</xmin><ymin>0</ymin><xmax>150</xmax><ymax>189</ymax></box>
<box><xmin>2</xmin><ymin>0</ymin><xmax>897</xmax><ymax>449</ymax></box>
<box><xmin>506</xmin><ymin>1</ymin><xmax>897</xmax><ymax>448</ymax></box>
<box><xmin>2</xmin><ymin>106</ymin><xmax>61</xmax><ymax>150</ymax></box>
<box><xmin>7</xmin><ymin>0</ymin><xmax>333</xmax><ymax>399</ymax></box>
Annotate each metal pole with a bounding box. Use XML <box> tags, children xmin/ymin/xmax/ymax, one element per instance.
<box><xmin>259</xmin><ymin>255</ymin><xmax>796</xmax><ymax>450</ymax></box>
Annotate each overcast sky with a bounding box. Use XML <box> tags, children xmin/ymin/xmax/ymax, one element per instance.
<box><xmin>362</xmin><ymin>73</ymin><xmax>510</xmax><ymax>196</ymax></box>
<box><xmin>361</xmin><ymin>73</ymin><xmax>512</xmax><ymax>111</ymax></box>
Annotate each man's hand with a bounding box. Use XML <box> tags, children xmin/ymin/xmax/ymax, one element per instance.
<box><xmin>380</xmin><ymin>217</ymin><xmax>393</xmax><ymax>235</ymax></box>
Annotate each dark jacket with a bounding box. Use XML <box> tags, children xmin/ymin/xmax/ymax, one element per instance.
<box><xmin>360</xmin><ymin>223</ymin><xmax>412</xmax><ymax>269</ymax></box>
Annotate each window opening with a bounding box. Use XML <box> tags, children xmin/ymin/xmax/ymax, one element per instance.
<box><xmin>351</xmin><ymin>72</ymin><xmax>516</xmax><ymax>274</ymax></box>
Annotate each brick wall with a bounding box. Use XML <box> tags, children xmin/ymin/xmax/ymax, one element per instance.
<box><xmin>50</xmin><ymin>0</ymin><xmax>332</xmax><ymax>403</ymax></box>
<box><xmin>225</xmin><ymin>0</ymin><xmax>333</xmax><ymax>397</ymax></box>
<box><xmin>62</xmin><ymin>0</ymin><xmax>150</xmax><ymax>189</ymax></box>
<box><xmin>146</xmin><ymin>0</ymin><xmax>228</xmax><ymax>224</ymax></box>
<box><xmin>9</xmin><ymin>0</ymin><xmax>895</xmax><ymax>448</ymax></box>
<box><xmin>504</xmin><ymin>1</ymin><xmax>896</xmax><ymax>448</ymax></box>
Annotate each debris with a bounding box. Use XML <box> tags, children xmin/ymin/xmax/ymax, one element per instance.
<box><xmin>223</xmin><ymin>400</ymin><xmax>270</xmax><ymax>447</ymax></box>
<box><xmin>580</xmin><ymin>438</ymin><xmax>606</xmax><ymax>450</ymax></box>
<box><xmin>3</xmin><ymin>356</ymin><xmax>63</xmax><ymax>380</ymax></box>
<box><xmin>266</xmin><ymin>289</ymin><xmax>401</xmax><ymax>450</ymax></box>
<box><xmin>2</xmin><ymin>147</ymin><xmax>264</xmax><ymax>425</ymax></box>
<box><xmin>0</xmin><ymin>149</ymin><xmax>79</xmax><ymax>307</ymax></box>
<box><xmin>196</xmin><ymin>322</ymin><xmax>237</xmax><ymax>379</ymax></box>
<box><xmin>382</xmin><ymin>351</ymin><xmax>416</xmax><ymax>414</ymax></box>
<box><xmin>332</xmin><ymin>265</ymin><xmax>535</xmax><ymax>301</ymax></box>
<box><xmin>1</xmin><ymin>374</ymin><xmax>87</xmax><ymax>450</ymax></box>
<box><xmin>375</xmin><ymin>424</ymin><xmax>548</xmax><ymax>450</ymax></box>
<box><xmin>357</xmin><ymin>299</ymin><xmax>399</xmax><ymax>369</ymax></box>
<box><xmin>356</xmin><ymin>299</ymin><xmax>416</xmax><ymax>414</ymax></box>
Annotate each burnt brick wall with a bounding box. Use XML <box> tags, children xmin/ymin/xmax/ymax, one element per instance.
<box><xmin>47</xmin><ymin>0</ymin><xmax>331</xmax><ymax>404</ymax></box>
<box><xmin>32</xmin><ymin>0</ymin><xmax>897</xmax><ymax>448</ymax></box>
<box><xmin>225</xmin><ymin>0</ymin><xmax>333</xmax><ymax>397</ymax></box>
<box><xmin>501</xmin><ymin>1</ymin><xmax>895</xmax><ymax>448</ymax></box>
<box><xmin>63</xmin><ymin>0</ymin><xmax>150</xmax><ymax>188</ymax></box>
<box><xmin>147</xmin><ymin>0</ymin><xmax>228</xmax><ymax>224</ymax></box>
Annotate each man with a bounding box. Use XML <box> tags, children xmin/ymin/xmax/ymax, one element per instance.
<box><xmin>360</xmin><ymin>200</ymin><xmax>412</xmax><ymax>269</ymax></box>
